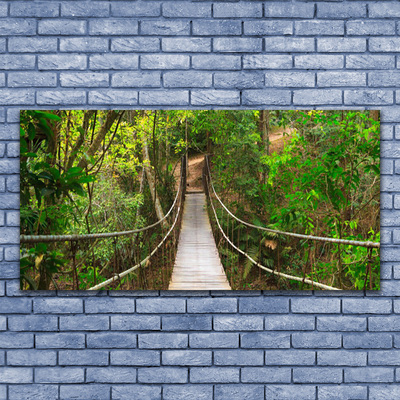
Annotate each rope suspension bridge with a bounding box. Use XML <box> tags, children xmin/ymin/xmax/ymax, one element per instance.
<box><xmin>21</xmin><ymin>155</ymin><xmax>380</xmax><ymax>291</ymax></box>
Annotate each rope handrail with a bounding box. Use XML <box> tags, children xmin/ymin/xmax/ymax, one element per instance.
<box><xmin>20</xmin><ymin>158</ymin><xmax>184</xmax><ymax>244</ymax></box>
<box><xmin>205</xmin><ymin>156</ymin><xmax>380</xmax><ymax>249</ymax></box>
<box><xmin>87</xmin><ymin>182</ymin><xmax>184</xmax><ymax>290</ymax></box>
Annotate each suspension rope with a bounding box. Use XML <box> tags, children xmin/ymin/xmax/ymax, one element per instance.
<box><xmin>87</xmin><ymin>174</ymin><xmax>185</xmax><ymax>290</ymax></box>
<box><xmin>20</xmin><ymin>159</ymin><xmax>184</xmax><ymax>244</ymax></box>
<box><xmin>206</xmin><ymin>156</ymin><xmax>379</xmax><ymax>249</ymax></box>
<box><xmin>206</xmin><ymin>174</ymin><xmax>341</xmax><ymax>291</ymax></box>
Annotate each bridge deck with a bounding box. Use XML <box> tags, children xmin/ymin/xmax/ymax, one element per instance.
<box><xmin>169</xmin><ymin>192</ymin><xmax>231</xmax><ymax>290</ymax></box>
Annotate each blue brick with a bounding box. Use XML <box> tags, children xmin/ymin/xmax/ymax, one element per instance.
<box><xmin>345</xmin><ymin>367</ymin><xmax>393</xmax><ymax>383</ymax></box>
<box><xmin>6</xmin><ymin>175</ymin><xmax>19</xmax><ymax>191</ymax></box>
<box><xmin>193</xmin><ymin>20</ymin><xmax>241</xmax><ymax>36</ymax></box>
<box><xmin>110</xmin><ymin>350</ymin><xmax>159</xmax><ymax>366</ymax></box>
<box><xmin>0</xmin><ymin>38</ymin><xmax>4</xmax><ymax>53</ymax></box>
<box><xmin>371</xmin><ymin>386</ymin><xmax>400</xmax><ymax>400</ymax></box>
<box><xmin>111</xmin><ymin>315</ymin><xmax>160</xmax><ymax>330</ymax></box>
<box><xmin>318</xmin><ymin>38</ymin><xmax>366</xmax><ymax>53</ymax></box>
<box><xmin>141</xmin><ymin>55</ymin><xmax>189</xmax><ymax>70</ymax></box>
<box><xmin>60</xmin><ymin>72</ymin><xmax>109</xmax><ymax>88</ymax></box>
<box><xmin>90</xmin><ymin>54</ymin><xmax>138</xmax><ymax>70</ymax></box>
<box><xmin>139</xmin><ymin>333</ymin><xmax>187</xmax><ymax>349</ymax></box>
<box><xmin>61</xmin><ymin>2</ymin><xmax>110</xmax><ymax>17</ymax></box>
<box><xmin>0</xmin><ymin>297</ymin><xmax>31</xmax><ymax>313</ymax></box>
<box><xmin>244</xmin><ymin>21</ymin><xmax>292</xmax><ymax>36</ymax></box>
<box><xmin>112</xmin><ymin>2</ymin><xmax>160</xmax><ymax>17</ymax></box>
<box><xmin>264</xmin><ymin>37</ymin><xmax>314</xmax><ymax>52</ymax></box>
<box><xmin>347</xmin><ymin>20</ymin><xmax>395</xmax><ymax>36</ymax></box>
<box><xmin>9</xmin><ymin>72</ymin><xmax>57</xmax><ymax>88</ymax></box>
<box><xmin>265</xmin><ymin>385</ymin><xmax>316</xmax><ymax>400</ymax></box>
<box><xmin>265</xmin><ymin>350</ymin><xmax>315</xmax><ymax>365</ymax></box>
<box><xmin>163</xmin><ymin>71</ymin><xmax>211</xmax><ymax>88</ymax></box>
<box><xmin>239</xmin><ymin>297</ymin><xmax>289</xmax><ymax>313</ymax></box>
<box><xmin>34</xmin><ymin>298</ymin><xmax>83</xmax><ymax>314</ymax></box>
<box><xmin>369</xmin><ymin>316</ymin><xmax>400</xmax><ymax>331</ymax></box>
<box><xmin>0</xmin><ymin>55</ymin><xmax>35</xmax><ymax>70</ymax></box>
<box><xmin>86</xmin><ymin>367</ymin><xmax>136</xmax><ymax>383</ymax></box>
<box><xmin>318</xmin><ymin>72</ymin><xmax>366</xmax><ymax>87</ymax></box>
<box><xmin>60</xmin><ymin>385</ymin><xmax>110</xmax><ymax>400</ymax></box>
<box><xmin>240</xmin><ymin>332</ymin><xmax>290</xmax><ymax>349</ymax></box>
<box><xmin>294</xmin><ymin>367</ymin><xmax>342</xmax><ymax>383</ymax></box>
<box><xmin>37</xmin><ymin>90</ymin><xmax>87</xmax><ymax>105</ymax></box>
<box><xmin>214</xmin><ymin>72</ymin><xmax>263</xmax><ymax>89</ymax></box>
<box><xmin>192</xmin><ymin>55</ymin><xmax>241</xmax><ymax>70</ymax></box>
<box><xmin>0</xmin><ymin>367</ymin><xmax>32</xmax><ymax>383</ymax></box>
<box><xmin>343</xmin><ymin>299</ymin><xmax>391</xmax><ymax>314</ymax></box>
<box><xmin>35</xmin><ymin>367</ymin><xmax>84</xmax><ymax>383</ymax></box>
<box><xmin>369</xmin><ymin>3</ymin><xmax>400</xmax><ymax>18</ymax></box>
<box><xmin>370</xmin><ymin>71</ymin><xmax>400</xmax><ymax>87</ymax></box>
<box><xmin>163</xmin><ymin>2</ymin><xmax>210</xmax><ymax>18</ymax></box>
<box><xmin>162</xmin><ymin>315</ymin><xmax>211</xmax><ymax>331</ymax></box>
<box><xmin>296</xmin><ymin>55</ymin><xmax>344</xmax><ymax>69</ymax></box>
<box><xmin>292</xmin><ymin>298</ymin><xmax>341</xmax><ymax>313</ymax></box>
<box><xmin>344</xmin><ymin>333</ymin><xmax>392</xmax><ymax>349</ymax></box>
<box><xmin>87</xmin><ymin>332</ymin><xmax>136</xmax><ymax>348</ymax></box>
<box><xmin>38</xmin><ymin>19</ymin><xmax>86</xmax><ymax>35</ymax></box>
<box><xmin>242</xmin><ymin>90</ymin><xmax>291</xmax><ymax>106</ymax></box>
<box><xmin>318</xmin><ymin>385</ymin><xmax>367</xmax><ymax>400</ymax></box>
<box><xmin>59</xmin><ymin>350</ymin><xmax>109</xmax><ymax>366</ymax></box>
<box><xmin>214</xmin><ymin>38</ymin><xmax>262</xmax><ymax>53</ymax></box>
<box><xmin>294</xmin><ymin>89</ymin><xmax>343</xmax><ymax>105</ymax></box>
<box><xmin>85</xmin><ymin>298</ymin><xmax>135</xmax><ymax>313</ymax></box>
<box><xmin>265</xmin><ymin>72</ymin><xmax>315</xmax><ymax>88</ymax></box>
<box><xmin>370</xmin><ymin>350</ymin><xmax>400</xmax><ymax>365</ymax></box>
<box><xmin>214</xmin><ymin>315</ymin><xmax>263</xmax><ymax>331</ymax></box>
<box><xmin>7</xmin><ymin>349</ymin><xmax>56</xmax><ymax>366</ymax></box>
<box><xmin>189</xmin><ymin>332</ymin><xmax>238</xmax><ymax>348</ymax></box>
<box><xmin>346</xmin><ymin>55</ymin><xmax>395</xmax><ymax>69</ymax></box>
<box><xmin>9</xmin><ymin>37</ymin><xmax>57</xmax><ymax>53</ymax></box>
<box><xmin>317</xmin><ymin>3</ymin><xmax>366</xmax><ymax>18</ymax></box>
<box><xmin>111</xmin><ymin>38</ymin><xmax>160</xmax><ymax>52</ymax></box>
<box><xmin>0</xmin><ymin>194</ymin><xmax>19</xmax><ymax>209</ymax></box>
<box><xmin>370</xmin><ymin>38</ymin><xmax>400</xmax><ymax>53</ymax></box>
<box><xmin>140</xmin><ymin>90</ymin><xmax>188</xmax><ymax>106</ymax></box>
<box><xmin>292</xmin><ymin>333</ymin><xmax>341</xmax><ymax>349</ymax></box>
<box><xmin>265</xmin><ymin>2</ymin><xmax>314</xmax><ymax>18</ymax></box>
<box><xmin>0</xmin><ymin>3</ymin><xmax>6</xmax><ymax>17</ymax></box>
<box><xmin>265</xmin><ymin>315</ymin><xmax>314</xmax><ymax>331</ymax></box>
<box><xmin>295</xmin><ymin>20</ymin><xmax>344</xmax><ymax>35</ymax></box>
<box><xmin>163</xmin><ymin>385</ymin><xmax>212</xmax><ymax>400</ymax></box>
<box><xmin>60</xmin><ymin>38</ymin><xmax>108</xmax><ymax>52</ymax></box>
<box><xmin>112</xmin><ymin>385</ymin><xmax>161</xmax><ymax>400</ymax></box>
<box><xmin>214</xmin><ymin>350</ymin><xmax>263</xmax><ymax>366</ymax></box>
<box><xmin>89</xmin><ymin>19</ymin><xmax>138</xmax><ymax>35</ymax></box>
<box><xmin>162</xmin><ymin>38</ymin><xmax>211</xmax><ymax>53</ymax></box>
<box><xmin>187</xmin><ymin>298</ymin><xmax>237</xmax><ymax>313</ymax></box>
<box><xmin>190</xmin><ymin>367</ymin><xmax>239</xmax><ymax>383</ymax></box>
<box><xmin>381</xmin><ymin>125</ymin><xmax>394</xmax><ymax>141</ymax></box>
<box><xmin>345</xmin><ymin>90</ymin><xmax>393</xmax><ymax>106</ymax></box>
<box><xmin>191</xmin><ymin>90</ymin><xmax>240</xmax><ymax>106</ymax></box>
<box><xmin>317</xmin><ymin>316</ymin><xmax>366</xmax><ymax>331</ymax></box>
<box><xmin>89</xmin><ymin>90</ymin><xmax>138</xmax><ymax>105</ymax></box>
<box><xmin>60</xmin><ymin>315</ymin><xmax>109</xmax><ymax>331</ymax></box>
<box><xmin>318</xmin><ymin>350</ymin><xmax>366</xmax><ymax>366</ymax></box>
<box><xmin>162</xmin><ymin>350</ymin><xmax>211</xmax><ymax>366</ymax></box>
<box><xmin>8</xmin><ymin>315</ymin><xmax>57</xmax><ymax>331</ymax></box>
<box><xmin>215</xmin><ymin>385</ymin><xmax>264</xmax><ymax>400</ymax></box>
<box><xmin>138</xmin><ymin>367</ymin><xmax>187</xmax><ymax>383</ymax></box>
<box><xmin>213</xmin><ymin>3</ymin><xmax>262</xmax><ymax>18</ymax></box>
<box><xmin>6</xmin><ymin>144</ymin><xmax>19</xmax><ymax>159</ymax></box>
<box><xmin>0</xmin><ymin>263</ymin><xmax>22</xmax><ymax>279</ymax></box>
<box><xmin>9</xmin><ymin>385</ymin><xmax>58</xmax><ymax>400</ymax></box>
<box><xmin>0</xmin><ymin>316</ymin><xmax>5</xmax><ymax>330</ymax></box>
<box><xmin>0</xmin><ymin>19</ymin><xmax>36</xmax><ymax>36</ymax></box>
<box><xmin>244</xmin><ymin>55</ymin><xmax>292</xmax><ymax>70</ymax></box>
<box><xmin>242</xmin><ymin>367</ymin><xmax>291</xmax><ymax>383</ymax></box>
<box><xmin>11</xmin><ymin>2</ymin><xmax>59</xmax><ymax>17</ymax></box>
<box><xmin>141</xmin><ymin>21</ymin><xmax>189</xmax><ymax>36</ymax></box>
<box><xmin>38</xmin><ymin>54</ymin><xmax>87</xmax><ymax>70</ymax></box>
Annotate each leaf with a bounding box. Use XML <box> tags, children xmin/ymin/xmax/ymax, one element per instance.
<box><xmin>34</xmin><ymin>111</ymin><xmax>62</xmax><ymax>121</ymax></box>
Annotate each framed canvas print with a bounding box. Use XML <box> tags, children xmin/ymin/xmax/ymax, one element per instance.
<box><xmin>20</xmin><ymin>110</ymin><xmax>380</xmax><ymax>291</ymax></box>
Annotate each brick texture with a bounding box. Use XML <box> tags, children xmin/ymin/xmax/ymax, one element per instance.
<box><xmin>0</xmin><ymin>1</ymin><xmax>397</xmax><ymax>398</ymax></box>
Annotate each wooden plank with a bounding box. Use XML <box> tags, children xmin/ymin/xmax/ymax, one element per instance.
<box><xmin>168</xmin><ymin>192</ymin><xmax>231</xmax><ymax>290</ymax></box>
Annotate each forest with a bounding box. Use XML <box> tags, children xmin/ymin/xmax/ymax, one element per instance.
<box><xmin>20</xmin><ymin>109</ymin><xmax>380</xmax><ymax>291</ymax></box>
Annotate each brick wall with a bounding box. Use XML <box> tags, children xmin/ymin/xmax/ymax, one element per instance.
<box><xmin>0</xmin><ymin>1</ymin><xmax>399</xmax><ymax>399</ymax></box>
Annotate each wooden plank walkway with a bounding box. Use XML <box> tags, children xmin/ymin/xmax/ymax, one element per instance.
<box><xmin>169</xmin><ymin>192</ymin><xmax>231</xmax><ymax>290</ymax></box>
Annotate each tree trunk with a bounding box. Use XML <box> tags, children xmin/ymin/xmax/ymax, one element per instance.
<box><xmin>77</xmin><ymin>110</ymin><xmax>120</xmax><ymax>170</ymax></box>
<box><xmin>142</xmin><ymin>133</ymin><xmax>167</xmax><ymax>228</ymax></box>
